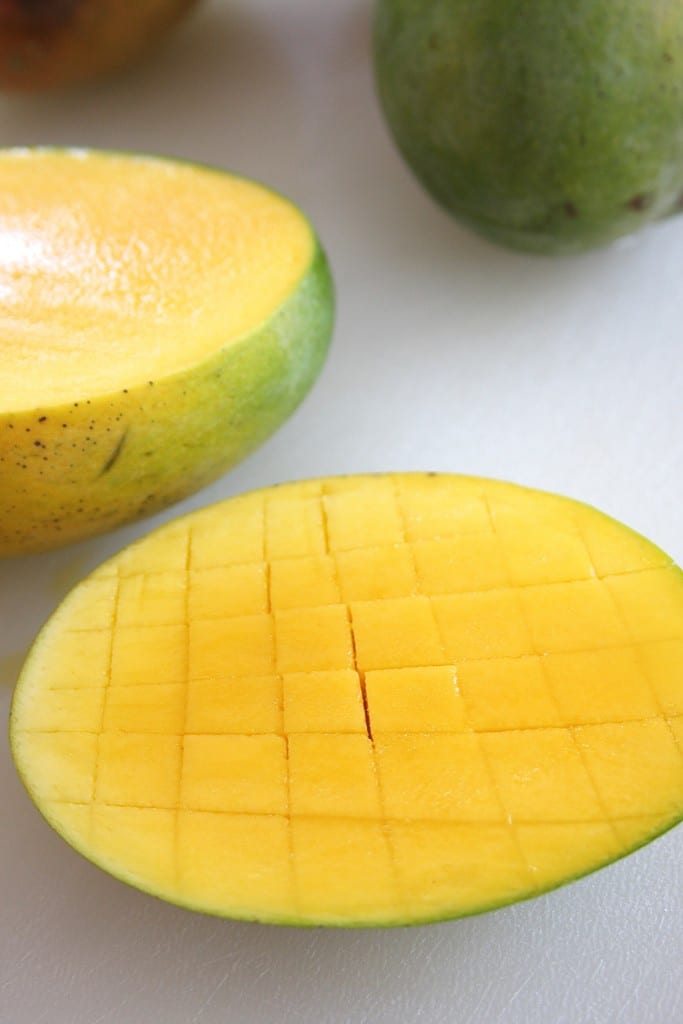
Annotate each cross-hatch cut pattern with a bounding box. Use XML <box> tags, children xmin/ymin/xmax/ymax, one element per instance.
<box><xmin>12</xmin><ymin>474</ymin><xmax>683</xmax><ymax>926</ymax></box>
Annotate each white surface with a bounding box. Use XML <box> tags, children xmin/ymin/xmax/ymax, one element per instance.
<box><xmin>1</xmin><ymin>1</ymin><xmax>682</xmax><ymax>1021</ymax></box>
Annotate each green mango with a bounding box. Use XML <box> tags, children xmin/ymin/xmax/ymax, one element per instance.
<box><xmin>374</xmin><ymin>0</ymin><xmax>683</xmax><ymax>253</ymax></box>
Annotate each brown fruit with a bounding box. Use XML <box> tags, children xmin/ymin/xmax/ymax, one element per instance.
<box><xmin>0</xmin><ymin>0</ymin><xmax>199</xmax><ymax>91</ymax></box>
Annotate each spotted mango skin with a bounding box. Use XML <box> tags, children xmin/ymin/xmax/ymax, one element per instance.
<box><xmin>0</xmin><ymin>246</ymin><xmax>333</xmax><ymax>556</ymax></box>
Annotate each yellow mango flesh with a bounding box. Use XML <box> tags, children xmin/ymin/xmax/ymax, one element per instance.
<box><xmin>0</xmin><ymin>149</ymin><xmax>312</xmax><ymax>411</ymax></box>
<box><xmin>0</xmin><ymin>149</ymin><xmax>332</xmax><ymax>553</ymax></box>
<box><xmin>11</xmin><ymin>474</ymin><xmax>683</xmax><ymax>926</ymax></box>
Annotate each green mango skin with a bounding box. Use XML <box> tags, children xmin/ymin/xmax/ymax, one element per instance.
<box><xmin>374</xmin><ymin>0</ymin><xmax>683</xmax><ymax>253</ymax></box>
<box><xmin>0</xmin><ymin>245</ymin><xmax>333</xmax><ymax>557</ymax></box>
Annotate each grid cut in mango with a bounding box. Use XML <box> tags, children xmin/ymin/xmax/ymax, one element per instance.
<box><xmin>189</xmin><ymin>564</ymin><xmax>268</xmax><ymax>619</ymax></box>
<box><xmin>11</xmin><ymin>473</ymin><xmax>683</xmax><ymax>927</ymax></box>
<box><xmin>412</xmin><ymin>534</ymin><xmax>507</xmax><ymax>594</ymax></box>
<box><xmin>282</xmin><ymin>671</ymin><xmax>366</xmax><ymax>733</ymax></box>
<box><xmin>335</xmin><ymin>544</ymin><xmax>418</xmax><ymax>601</ymax></box>
<box><xmin>104</xmin><ymin>684</ymin><xmax>186</xmax><ymax>734</ymax></box>
<box><xmin>457</xmin><ymin>657</ymin><xmax>561</xmax><ymax>731</ymax></box>
<box><xmin>28</xmin><ymin>630</ymin><xmax>112</xmax><ymax>690</ymax></box>
<box><xmin>265</xmin><ymin>494</ymin><xmax>327</xmax><ymax>560</ymax></box>
<box><xmin>269</xmin><ymin>556</ymin><xmax>340</xmax><ymax>609</ymax></box>
<box><xmin>181</xmin><ymin>735</ymin><xmax>288</xmax><ymax>815</ymax></box>
<box><xmin>117</xmin><ymin>572</ymin><xmax>187</xmax><ymax>628</ymax></box>
<box><xmin>288</xmin><ymin>734</ymin><xmax>381</xmax><ymax>817</ymax></box>
<box><xmin>186</xmin><ymin>676</ymin><xmax>281</xmax><ymax>735</ymax></box>
<box><xmin>178</xmin><ymin>812</ymin><xmax>293</xmax><ymax>920</ymax></box>
<box><xmin>639</xmin><ymin>640</ymin><xmax>683</xmax><ymax>715</ymax></box>
<box><xmin>365</xmin><ymin>666</ymin><xmax>468</xmax><ymax>733</ymax></box>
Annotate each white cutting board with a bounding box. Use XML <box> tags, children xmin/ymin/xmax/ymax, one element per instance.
<box><xmin>1</xmin><ymin>1</ymin><xmax>682</xmax><ymax>1021</ymax></box>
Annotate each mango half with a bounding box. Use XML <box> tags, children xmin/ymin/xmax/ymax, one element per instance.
<box><xmin>0</xmin><ymin>149</ymin><xmax>333</xmax><ymax>555</ymax></box>
<box><xmin>10</xmin><ymin>474</ymin><xmax>683</xmax><ymax>927</ymax></box>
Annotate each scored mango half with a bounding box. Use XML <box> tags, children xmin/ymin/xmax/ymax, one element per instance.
<box><xmin>10</xmin><ymin>473</ymin><xmax>683</xmax><ymax>926</ymax></box>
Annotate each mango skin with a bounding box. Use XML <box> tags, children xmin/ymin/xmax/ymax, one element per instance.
<box><xmin>0</xmin><ymin>246</ymin><xmax>333</xmax><ymax>556</ymax></box>
<box><xmin>374</xmin><ymin>0</ymin><xmax>683</xmax><ymax>254</ymax></box>
<box><xmin>0</xmin><ymin>0</ymin><xmax>198</xmax><ymax>92</ymax></box>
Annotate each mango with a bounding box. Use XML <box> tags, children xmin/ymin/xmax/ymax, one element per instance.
<box><xmin>0</xmin><ymin>148</ymin><xmax>333</xmax><ymax>555</ymax></box>
<box><xmin>10</xmin><ymin>473</ymin><xmax>683</xmax><ymax>926</ymax></box>
<box><xmin>0</xmin><ymin>0</ymin><xmax>199</xmax><ymax>91</ymax></box>
<box><xmin>374</xmin><ymin>0</ymin><xmax>683</xmax><ymax>253</ymax></box>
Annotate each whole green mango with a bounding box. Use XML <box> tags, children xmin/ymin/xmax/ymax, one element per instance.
<box><xmin>374</xmin><ymin>0</ymin><xmax>683</xmax><ymax>253</ymax></box>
